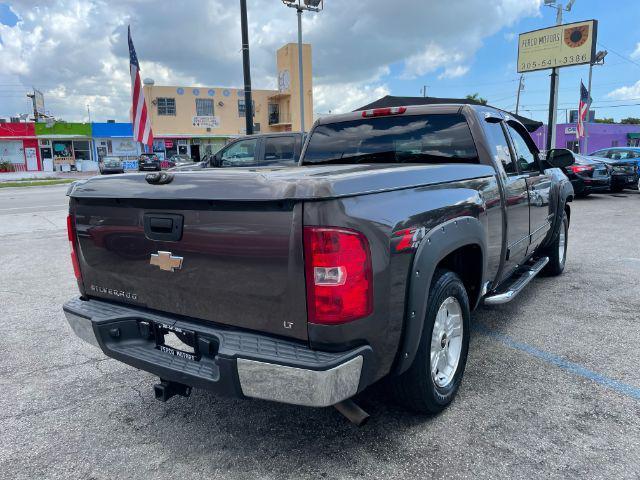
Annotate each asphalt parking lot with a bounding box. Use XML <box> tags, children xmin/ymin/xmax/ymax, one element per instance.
<box><xmin>1</xmin><ymin>184</ymin><xmax>639</xmax><ymax>479</ymax></box>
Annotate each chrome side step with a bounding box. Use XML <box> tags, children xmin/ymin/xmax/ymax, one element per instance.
<box><xmin>483</xmin><ymin>257</ymin><xmax>549</xmax><ymax>305</ymax></box>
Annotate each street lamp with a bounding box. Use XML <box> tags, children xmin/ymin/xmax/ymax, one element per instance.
<box><xmin>282</xmin><ymin>0</ymin><xmax>323</xmax><ymax>133</ymax></box>
<box><xmin>583</xmin><ymin>50</ymin><xmax>607</xmax><ymax>154</ymax></box>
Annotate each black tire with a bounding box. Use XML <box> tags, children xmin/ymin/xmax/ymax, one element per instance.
<box><xmin>611</xmin><ymin>185</ymin><xmax>624</xmax><ymax>193</ymax></box>
<box><xmin>575</xmin><ymin>192</ymin><xmax>590</xmax><ymax>198</ymax></box>
<box><xmin>543</xmin><ymin>211</ymin><xmax>568</xmax><ymax>276</ymax></box>
<box><xmin>392</xmin><ymin>269</ymin><xmax>471</xmax><ymax>414</ymax></box>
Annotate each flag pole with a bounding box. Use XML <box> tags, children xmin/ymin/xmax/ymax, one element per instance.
<box><xmin>583</xmin><ymin>62</ymin><xmax>594</xmax><ymax>155</ymax></box>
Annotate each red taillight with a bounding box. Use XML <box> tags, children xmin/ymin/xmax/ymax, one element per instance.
<box><xmin>361</xmin><ymin>106</ymin><xmax>407</xmax><ymax>118</ymax></box>
<box><xmin>569</xmin><ymin>165</ymin><xmax>593</xmax><ymax>173</ymax></box>
<box><xmin>66</xmin><ymin>214</ymin><xmax>81</xmax><ymax>280</ymax></box>
<box><xmin>303</xmin><ymin>227</ymin><xmax>373</xmax><ymax>324</ymax></box>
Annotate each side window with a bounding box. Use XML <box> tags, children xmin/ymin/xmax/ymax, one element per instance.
<box><xmin>264</xmin><ymin>136</ymin><xmax>296</xmax><ymax>164</ymax></box>
<box><xmin>506</xmin><ymin>123</ymin><xmax>538</xmax><ymax>173</ymax></box>
<box><xmin>483</xmin><ymin>121</ymin><xmax>517</xmax><ymax>174</ymax></box>
<box><xmin>220</xmin><ymin>138</ymin><xmax>259</xmax><ymax>167</ymax></box>
<box><xmin>590</xmin><ymin>149</ymin><xmax>606</xmax><ymax>158</ymax></box>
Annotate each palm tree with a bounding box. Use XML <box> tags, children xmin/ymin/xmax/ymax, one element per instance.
<box><xmin>465</xmin><ymin>93</ymin><xmax>488</xmax><ymax>105</ymax></box>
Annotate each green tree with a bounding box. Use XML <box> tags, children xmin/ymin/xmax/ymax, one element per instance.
<box><xmin>465</xmin><ymin>93</ymin><xmax>488</xmax><ymax>105</ymax></box>
<box><xmin>594</xmin><ymin>118</ymin><xmax>615</xmax><ymax>124</ymax></box>
<box><xmin>620</xmin><ymin>117</ymin><xmax>640</xmax><ymax>124</ymax></box>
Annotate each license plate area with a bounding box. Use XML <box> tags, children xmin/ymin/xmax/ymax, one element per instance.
<box><xmin>154</xmin><ymin>323</ymin><xmax>199</xmax><ymax>361</ymax></box>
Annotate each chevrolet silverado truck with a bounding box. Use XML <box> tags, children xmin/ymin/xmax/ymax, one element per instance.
<box><xmin>63</xmin><ymin>104</ymin><xmax>574</xmax><ymax>423</ymax></box>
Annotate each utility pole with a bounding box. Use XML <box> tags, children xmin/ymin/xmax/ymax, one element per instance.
<box><xmin>515</xmin><ymin>75</ymin><xmax>524</xmax><ymax>115</ymax></box>
<box><xmin>421</xmin><ymin>85</ymin><xmax>428</xmax><ymax>98</ymax></box>
<box><xmin>86</xmin><ymin>104</ymin><xmax>91</xmax><ymax>123</ymax></box>
<box><xmin>239</xmin><ymin>0</ymin><xmax>254</xmax><ymax>135</ymax></box>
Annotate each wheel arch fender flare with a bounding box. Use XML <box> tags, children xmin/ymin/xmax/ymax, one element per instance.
<box><xmin>394</xmin><ymin>216</ymin><xmax>487</xmax><ymax>375</ymax></box>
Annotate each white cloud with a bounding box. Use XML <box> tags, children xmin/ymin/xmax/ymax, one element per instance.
<box><xmin>631</xmin><ymin>42</ymin><xmax>640</xmax><ymax>60</ymax></box>
<box><xmin>607</xmin><ymin>80</ymin><xmax>640</xmax><ymax>100</ymax></box>
<box><xmin>314</xmin><ymin>82</ymin><xmax>390</xmax><ymax>115</ymax></box>
<box><xmin>403</xmin><ymin>44</ymin><xmax>466</xmax><ymax>79</ymax></box>
<box><xmin>438</xmin><ymin>65</ymin><xmax>471</xmax><ymax>80</ymax></box>
<box><xmin>0</xmin><ymin>0</ymin><xmax>541</xmax><ymax>121</ymax></box>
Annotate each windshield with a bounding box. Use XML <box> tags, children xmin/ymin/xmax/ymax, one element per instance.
<box><xmin>302</xmin><ymin>113</ymin><xmax>478</xmax><ymax>165</ymax></box>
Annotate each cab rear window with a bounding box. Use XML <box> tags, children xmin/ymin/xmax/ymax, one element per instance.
<box><xmin>302</xmin><ymin>113</ymin><xmax>478</xmax><ymax>165</ymax></box>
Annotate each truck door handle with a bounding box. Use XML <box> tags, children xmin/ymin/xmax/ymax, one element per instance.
<box><xmin>143</xmin><ymin>213</ymin><xmax>184</xmax><ymax>242</ymax></box>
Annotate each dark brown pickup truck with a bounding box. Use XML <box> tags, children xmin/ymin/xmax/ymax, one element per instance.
<box><xmin>63</xmin><ymin>104</ymin><xmax>575</xmax><ymax>423</ymax></box>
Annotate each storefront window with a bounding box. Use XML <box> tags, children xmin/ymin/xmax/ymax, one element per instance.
<box><xmin>73</xmin><ymin>140</ymin><xmax>92</xmax><ymax>161</ymax></box>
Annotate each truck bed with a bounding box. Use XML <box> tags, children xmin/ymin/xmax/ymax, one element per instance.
<box><xmin>68</xmin><ymin>163</ymin><xmax>495</xmax><ymax>343</ymax></box>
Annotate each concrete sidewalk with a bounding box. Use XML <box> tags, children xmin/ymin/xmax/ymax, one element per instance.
<box><xmin>0</xmin><ymin>171</ymin><xmax>96</xmax><ymax>182</ymax></box>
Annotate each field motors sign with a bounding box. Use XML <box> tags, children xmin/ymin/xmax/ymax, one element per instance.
<box><xmin>192</xmin><ymin>116</ymin><xmax>220</xmax><ymax>129</ymax></box>
<box><xmin>517</xmin><ymin>20</ymin><xmax>597</xmax><ymax>73</ymax></box>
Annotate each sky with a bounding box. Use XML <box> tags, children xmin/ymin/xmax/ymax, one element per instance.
<box><xmin>0</xmin><ymin>0</ymin><xmax>639</xmax><ymax>124</ymax></box>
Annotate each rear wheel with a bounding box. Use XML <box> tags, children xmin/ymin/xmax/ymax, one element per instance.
<box><xmin>611</xmin><ymin>185</ymin><xmax>624</xmax><ymax>193</ymax></box>
<box><xmin>543</xmin><ymin>211</ymin><xmax>568</xmax><ymax>276</ymax></box>
<box><xmin>392</xmin><ymin>269</ymin><xmax>470</xmax><ymax>414</ymax></box>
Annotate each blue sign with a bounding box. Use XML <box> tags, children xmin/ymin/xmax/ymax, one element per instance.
<box><xmin>208</xmin><ymin>89</ymin><xmax>215</xmax><ymax>96</ymax></box>
<box><xmin>122</xmin><ymin>160</ymin><xmax>139</xmax><ymax>170</ymax></box>
<box><xmin>222</xmin><ymin>89</ymin><xmax>230</xmax><ymax>97</ymax></box>
<box><xmin>192</xmin><ymin>88</ymin><xmax>200</xmax><ymax>96</ymax></box>
<box><xmin>177</xmin><ymin>87</ymin><xmax>184</xmax><ymax>95</ymax></box>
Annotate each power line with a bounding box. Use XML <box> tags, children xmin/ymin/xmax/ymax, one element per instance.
<box><xmin>517</xmin><ymin>102</ymin><xmax>640</xmax><ymax>112</ymax></box>
<box><xmin>597</xmin><ymin>42</ymin><xmax>640</xmax><ymax>69</ymax></box>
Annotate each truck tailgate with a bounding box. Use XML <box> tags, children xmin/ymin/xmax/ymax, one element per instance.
<box><xmin>71</xmin><ymin>198</ymin><xmax>308</xmax><ymax>341</ymax></box>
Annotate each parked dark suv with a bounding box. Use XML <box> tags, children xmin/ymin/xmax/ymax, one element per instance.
<box><xmin>588</xmin><ymin>148</ymin><xmax>639</xmax><ymax>192</ymax></box>
<box><xmin>138</xmin><ymin>153</ymin><xmax>161</xmax><ymax>171</ymax></box>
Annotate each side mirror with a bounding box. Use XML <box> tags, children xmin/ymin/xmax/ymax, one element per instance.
<box><xmin>546</xmin><ymin>148</ymin><xmax>575</xmax><ymax>169</ymax></box>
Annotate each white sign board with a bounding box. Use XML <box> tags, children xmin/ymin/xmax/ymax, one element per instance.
<box><xmin>192</xmin><ymin>116</ymin><xmax>220</xmax><ymax>129</ymax></box>
<box><xmin>517</xmin><ymin>20</ymin><xmax>597</xmax><ymax>73</ymax></box>
<box><xmin>34</xmin><ymin>89</ymin><xmax>45</xmax><ymax>115</ymax></box>
<box><xmin>111</xmin><ymin>139</ymin><xmax>139</xmax><ymax>156</ymax></box>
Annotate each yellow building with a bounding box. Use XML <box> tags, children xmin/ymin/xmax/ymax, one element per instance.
<box><xmin>142</xmin><ymin>43</ymin><xmax>313</xmax><ymax>161</ymax></box>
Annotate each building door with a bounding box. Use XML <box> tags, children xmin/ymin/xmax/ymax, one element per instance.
<box><xmin>191</xmin><ymin>144</ymin><xmax>200</xmax><ymax>161</ymax></box>
<box><xmin>25</xmin><ymin>147</ymin><xmax>38</xmax><ymax>170</ymax></box>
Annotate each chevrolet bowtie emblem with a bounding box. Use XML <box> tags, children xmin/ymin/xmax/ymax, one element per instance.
<box><xmin>150</xmin><ymin>251</ymin><xmax>183</xmax><ymax>272</ymax></box>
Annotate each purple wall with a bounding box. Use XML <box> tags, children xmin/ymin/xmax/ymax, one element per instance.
<box><xmin>530</xmin><ymin>123</ymin><xmax>640</xmax><ymax>154</ymax></box>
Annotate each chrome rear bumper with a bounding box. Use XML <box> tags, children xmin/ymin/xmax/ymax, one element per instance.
<box><xmin>63</xmin><ymin>297</ymin><xmax>370</xmax><ymax>408</ymax></box>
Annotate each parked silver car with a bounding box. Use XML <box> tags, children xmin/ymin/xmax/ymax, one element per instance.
<box><xmin>99</xmin><ymin>156</ymin><xmax>124</xmax><ymax>174</ymax></box>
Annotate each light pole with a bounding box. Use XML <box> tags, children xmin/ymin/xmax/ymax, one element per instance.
<box><xmin>282</xmin><ymin>0</ymin><xmax>323</xmax><ymax>133</ymax></box>
<box><xmin>583</xmin><ymin>50</ymin><xmax>607</xmax><ymax>154</ymax></box>
<box><xmin>543</xmin><ymin>0</ymin><xmax>576</xmax><ymax>150</ymax></box>
<box><xmin>240</xmin><ymin>0</ymin><xmax>254</xmax><ymax>135</ymax></box>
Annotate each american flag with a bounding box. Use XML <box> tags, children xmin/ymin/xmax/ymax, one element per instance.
<box><xmin>576</xmin><ymin>81</ymin><xmax>590</xmax><ymax>139</ymax></box>
<box><xmin>128</xmin><ymin>26</ymin><xmax>153</xmax><ymax>147</ymax></box>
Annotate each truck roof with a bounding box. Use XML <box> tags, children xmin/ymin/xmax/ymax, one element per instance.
<box><xmin>314</xmin><ymin>103</ymin><xmax>530</xmax><ymax>134</ymax></box>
